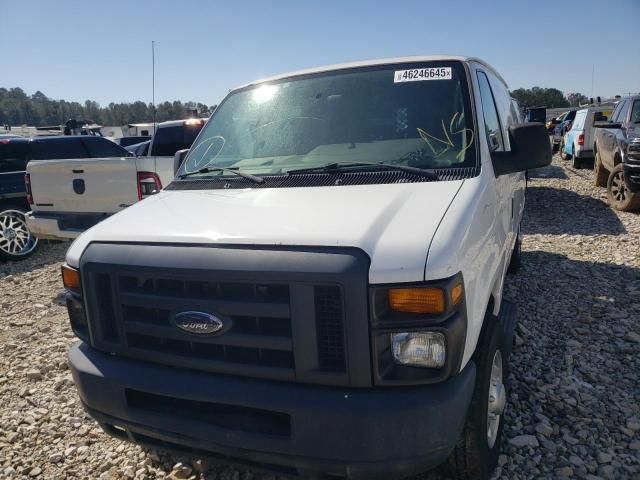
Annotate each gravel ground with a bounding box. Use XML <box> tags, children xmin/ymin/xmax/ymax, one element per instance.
<box><xmin>1</xmin><ymin>154</ymin><xmax>639</xmax><ymax>480</ymax></box>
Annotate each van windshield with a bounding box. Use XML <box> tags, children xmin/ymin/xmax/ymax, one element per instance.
<box><xmin>177</xmin><ymin>61</ymin><xmax>476</xmax><ymax>179</ymax></box>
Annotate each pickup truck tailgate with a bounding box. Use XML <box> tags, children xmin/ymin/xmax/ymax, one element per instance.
<box><xmin>27</xmin><ymin>158</ymin><xmax>139</xmax><ymax>213</ymax></box>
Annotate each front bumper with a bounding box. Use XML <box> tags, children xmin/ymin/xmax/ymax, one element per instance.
<box><xmin>69</xmin><ymin>342</ymin><xmax>476</xmax><ymax>479</ymax></box>
<box><xmin>623</xmin><ymin>162</ymin><xmax>640</xmax><ymax>193</ymax></box>
<box><xmin>26</xmin><ymin>212</ymin><xmax>108</xmax><ymax>240</ymax></box>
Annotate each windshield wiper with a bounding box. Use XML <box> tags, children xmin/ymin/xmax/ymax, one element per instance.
<box><xmin>285</xmin><ymin>162</ymin><xmax>438</xmax><ymax>180</ymax></box>
<box><xmin>178</xmin><ymin>166</ymin><xmax>265</xmax><ymax>184</ymax></box>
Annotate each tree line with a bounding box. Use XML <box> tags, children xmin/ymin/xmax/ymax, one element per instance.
<box><xmin>510</xmin><ymin>87</ymin><xmax>591</xmax><ymax>109</ymax></box>
<box><xmin>0</xmin><ymin>87</ymin><xmax>216</xmax><ymax>127</ymax></box>
<box><xmin>1</xmin><ymin>85</ymin><xmax>594</xmax><ymax>128</ymax></box>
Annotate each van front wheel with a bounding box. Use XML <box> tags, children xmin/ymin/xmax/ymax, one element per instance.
<box><xmin>444</xmin><ymin>319</ymin><xmax>506</xmax><ymax>480</ymax></box>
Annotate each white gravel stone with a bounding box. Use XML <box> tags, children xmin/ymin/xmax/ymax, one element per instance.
<box><xmin>509</xmin><ymin>434</ymin><xmax>539</xmax><ymax>448</ymax></box>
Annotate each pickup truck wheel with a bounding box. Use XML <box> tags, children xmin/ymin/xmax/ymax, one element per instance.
<box><xmin>444</xmin><ymin>319</ymin><xmax>506</xmax><ymax>480</ymax></box>
<box><xmin>0</xmin><ymin>206</ymin><xmax>39</xmax><ymax>261</ymax></box>
<box><xmin>607</xmin><ymin>164</ymin><xmax>640</xmax><ymax>212</ymax></box>
<box><xmin>594</xmin><ymin>151</ymin><xmax>608</xmax><ymax>187</ymax></box>
<box><xmin>507</xmin><ymin>226</ymin><xmax>521</xmax><ymax>274</ymax></box>
<box><xmin>560</xmin><ymin>141</ymin><xmax>571</xmax><ymax>161</ymax></box>
<box><xmin>571</xmin><ymin>150</ymin><xmax>581</xmax><ymax>169</ymax></box>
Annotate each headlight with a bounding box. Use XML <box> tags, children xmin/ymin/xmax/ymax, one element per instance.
<box><xmin>370</xmin><ymin>273</ymin><xmax>466</xmax><ymax>385</ymax></box>
<box><xmin>391</xmin><ymin>332</ymin><xmax>446</xmax><ymax>368</ymax></box>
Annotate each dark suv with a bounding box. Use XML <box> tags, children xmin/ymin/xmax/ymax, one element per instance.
<box><xmin>593</xmin><ymin>96</ymin><xmax>640</xmax><ymax>211</ymax></box>
<box><xmin>0</xmin><ymin>136</ymin><xmax>130</xmax><ymax>260</ymax></box>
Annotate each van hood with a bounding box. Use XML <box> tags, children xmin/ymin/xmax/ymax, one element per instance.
<box><xmin>66</xmin><ymin>181</ymin><xmax>464</xmax><ymax>284</ymax></box>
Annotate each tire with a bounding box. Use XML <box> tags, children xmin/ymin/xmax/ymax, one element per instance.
<box><xmin>571</xmin><ymin>150</ymin><xmax>581</xmax><ymax>169</ymax></box>
<box><xmin>559</xmin><ymin>140</ymin><xmax>571</xmax><ymax>161</ymax></box>
<box><xmin>594</xmin><ymin>150</ymin><xmax>608</xmax><ymax>187</ymax></box>
<box><xmin>507</xmin><ymin>225</ymin><xmax>521</xmax><ymax>274</ymax></box>
<box><xmin>0</xmin><ymin>206</ymin><xmax>39</xmax><ymax>261</ymax></box>
<box><xmin>552</xmin><ymin>142</ymin><xmax>559</xmax><ymax>153</ymax></box>
<box><xmin>607</xmin><ymin>164</ymin><xmax>640</xmax><ymax>212</ymax></box>
<box><xmin>444</xmin><ymin>319</ymin><xmax>507</xmax><ymax>480</ymax></box>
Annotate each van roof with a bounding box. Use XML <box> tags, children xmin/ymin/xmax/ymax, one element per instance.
<box><xmin>234</xmin><ymin>55</ymin><xmax>507</xmax><ymax>91</ymax></box>
<box><xmin>576</xmin><ymin>105</ymin><xmax>614</xmax><ymax>113</ymax></box>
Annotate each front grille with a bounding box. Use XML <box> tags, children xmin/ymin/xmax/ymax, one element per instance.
<box><xmin>125</xmin><ymin>389</ymin><xmax>291</xmax><ymax>436</ymax></box>
<box><xmin>80</xmin><ymin>244</ymin><xmax>370</xmax><ymax>387</ymax></box>
<box><xmin>83</xmin><ymin>265</ymin><xmax>352</xmax><ymax>384</ymax></box>
<box><xmin>315</xmin><ymin>286</ymin><xmax>346</xmax><ymax>372</ymax></box>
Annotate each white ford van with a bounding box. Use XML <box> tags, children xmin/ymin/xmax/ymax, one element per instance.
<box><xmin>63</xmin><ymin>56</ymin><xmax>550</xmax><ymax>480</ymax></box>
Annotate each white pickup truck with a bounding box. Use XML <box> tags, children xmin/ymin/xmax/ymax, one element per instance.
<box><xmin>63</xmin><ymin>56</ymin><xmax>550</xmax><ymax>480</ymax></box>
<box><xmin>26</xmin><ymin>119</ymin><xmax>205</xmax><ymax>240</ymax></box>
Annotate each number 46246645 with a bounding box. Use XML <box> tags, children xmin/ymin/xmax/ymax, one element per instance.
<box><xmin>394</xmin><ymin>67</ymin><xmax>452</xmax><ymax>83</ymax></box>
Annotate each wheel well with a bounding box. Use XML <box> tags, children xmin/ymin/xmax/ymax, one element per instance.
<box><xmin>0</xmin><ymin>198</ymin><xmax>28</xmax><ymax>211</ymax></box>
<box><xmin>474</xmin><ymin>295</ymin><xmax>499</xmax><ymax>357</ymax></box>
<box><xmin>614</xmin><ymin>152</ymin><xmax>622</xmax><ymax>166</ymax></box>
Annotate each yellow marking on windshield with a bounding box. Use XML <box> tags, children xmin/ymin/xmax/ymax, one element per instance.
<box><xmin>417</xmin><ymin>113</ymin><xmax>475</xmax><ymax>161</ymax></box>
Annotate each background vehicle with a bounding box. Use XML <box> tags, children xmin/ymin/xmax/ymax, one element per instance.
<box><xmin>26</xmin><ymin>119</ymin><xmax>206</xmax><ymax>240</ymax></box>
<box><xmin>63</xmin><ymin>56</ymin><xmax>550</xmax><ymax>480</ymax></box>
<box><xmin>546</xmin><ymin>116</ymin><xmax>560</xmax><ymax>134</ymax></box>
<box><xmin>125</xmin><ymin>140</ymin><xmax>150</xmax><ymax>156</ymax></box>
<box><xmin>593</xmin><ymin>95</ymin><xmax>640</xmax><ymax>211</ymax></box>
<box><xmin>0</xmin><ymin>138</ymin><xmax>40</xmax><ymax>260</ymax></box>
<box><xmin>525</xmin><ymin>106</ymin><xmax>546</xmax><ymax>123</ymax></box>
<box><xmin>560</xmin><ymin>105</ymin><xmax>612</xmax><ymax>168</ymax></box>
<box><xmin>114</xmin><ymin>136</ymin><xmax>151</xmax><ymax>147</ymax></box>
<box><xmin>553</xmin><ymin>110</ymin><xmax>577</xmax><ymax>151</ymax></box>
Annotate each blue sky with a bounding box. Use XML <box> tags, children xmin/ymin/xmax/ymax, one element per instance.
<box><xmin>1</xmin><ymin>0</ymin><xmax>638</xmax><ymax>106</ymax></box>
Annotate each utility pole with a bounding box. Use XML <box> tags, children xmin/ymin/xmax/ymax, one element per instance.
<box><xmin>152</xmin><ymin>40</ymin><xmax>156</xmax><ymax>138</ymax></box>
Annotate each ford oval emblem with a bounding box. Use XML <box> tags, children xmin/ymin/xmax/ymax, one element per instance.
<box><xmin>173</xmin><ymin>311</ymin><xmax>224</xmax><ymax>335</ymax></box>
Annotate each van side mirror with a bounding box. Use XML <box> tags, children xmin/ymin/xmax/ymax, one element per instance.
<box><xmin>173</xmin><ymin>149</ymin><xmax>190</xmax><ymax>173</ymax></box>
<box><xmin>491</xmin><ymin>123</ymin><xmax>551</xmax><ymax>176</ymax></box>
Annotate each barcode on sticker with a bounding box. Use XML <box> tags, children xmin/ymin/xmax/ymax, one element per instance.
<box><xmin>394</xmin><ymin>67</ymin><xmax>452</xmax><ymax>83</ymax></box>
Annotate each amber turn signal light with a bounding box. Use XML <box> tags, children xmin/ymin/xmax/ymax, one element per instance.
<box><xmin>388</xmin><ymin>287</ymin><xmax>446</xmax><ymax>314</ymax></box>
<box><xmin>62</xmin><ymin>265</ymin><xmax>81</xmax><ymax>295</ymax></box>
<box><xmin>451</xmin><ymin>283</ymin><xmax>464</xmax><ymax>306</ymax></box>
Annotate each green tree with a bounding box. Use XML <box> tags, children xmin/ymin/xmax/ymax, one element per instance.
<box><xmin>566</xmin><ymin>92</ymin><xmax>589</xmax><ymax>107</ymax></box>
<box><xmin>0</xmin><ymin>87</ymin><xmax>215</xmax><ymax>127</ymax></box>
<box><xmin>511</xmin><ymin>87</ymin><xmax>570</xmax><ymax>108</ymax></box>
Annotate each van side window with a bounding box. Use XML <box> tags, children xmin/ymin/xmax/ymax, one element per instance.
<box><xmin>476</xmin><ymin>72</ymin><xmax>504</xmax><ymax>152</ymax></box>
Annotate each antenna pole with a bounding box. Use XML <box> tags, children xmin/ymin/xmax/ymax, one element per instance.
<box><xmin>152</xmin><ymin>40</ymin><xmax>156</xmax><ymax>137</ymax></box>
<box><xmin>591</xmin><ymin>64</ymin><xmax>595</xmax><ymax>99</ymax></box>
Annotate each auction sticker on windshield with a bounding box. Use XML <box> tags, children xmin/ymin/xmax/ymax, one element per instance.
<box><xmin>394</xmin><ymin>67</ymin><xmax>452</xmax><ymax>83</ymax></box>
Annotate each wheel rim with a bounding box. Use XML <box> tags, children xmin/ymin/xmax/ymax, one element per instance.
<box><xmin>486</xmin><ymin>350</ymin><xmax>505</xmax><ymax>449</ymax></box>
<box><xmin>610</xmin><ymin>171</ymin><xmax>627</xmax><ymax>204</ymax></box>
<box><xmin>0</xmin><ymin>210</ymin><xmax>38</xmax><ymax>257</ymax></box>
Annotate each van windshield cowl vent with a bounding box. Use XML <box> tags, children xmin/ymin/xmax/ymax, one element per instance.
<box><xmin>166</xmin><ymin>167</ymin><xmax>479</xmax><ymax>191</ymax></box>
